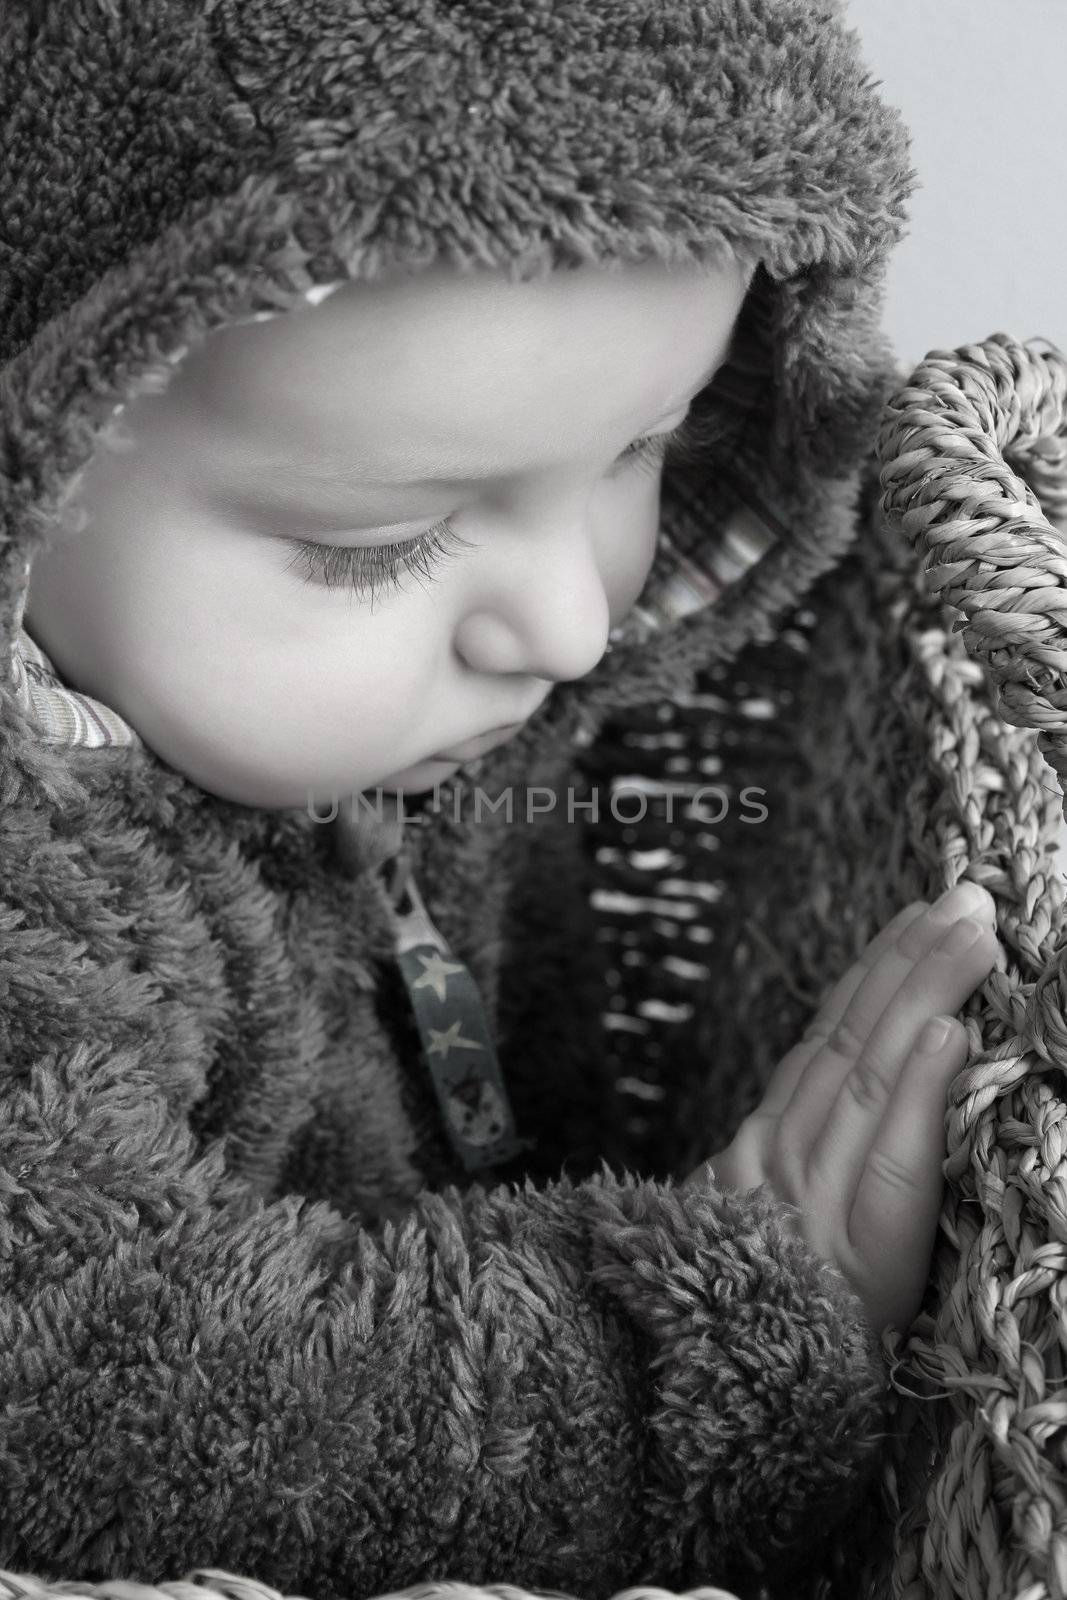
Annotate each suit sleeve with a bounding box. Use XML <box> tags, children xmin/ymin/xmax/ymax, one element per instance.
<box><xmin>0</xmin><ymin>1035</ymin><xmax>888</xmax><ymax>1599</ymax></box>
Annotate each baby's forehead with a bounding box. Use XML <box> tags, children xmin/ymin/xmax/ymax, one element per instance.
<box><xmin>208</xmin><ymin>257</ymin><xmax>745</xmax><ymax>393</ymax></box>
<box><xmin>115</xmin><ymin>260</ymin><xmax>748</xmax><ymax>488</ymax></box>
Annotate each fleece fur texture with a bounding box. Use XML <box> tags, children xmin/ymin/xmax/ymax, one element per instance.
<box><xmin>0</xmin><ymin>1</ymin><xmax>919</xmax><ymax>1595</ymax></box>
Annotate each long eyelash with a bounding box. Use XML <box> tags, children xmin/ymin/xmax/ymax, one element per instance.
<box><xmin>286</xmin><ymin>409</ymin><xmax>711</xmax><ymax>603</ymax></box>
<box><xmin>623</xmin><ymin>410</ymin><xmax>709</xmax><ymax>479</ymax></box>
<box><xmin>284</xmin><ymin>521</ymin><xmax>473</xmax><ymax>609</ymax></box>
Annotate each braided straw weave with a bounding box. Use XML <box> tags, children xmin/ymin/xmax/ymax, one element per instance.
<box><xmin>4</xmin><ymin>332</ymin><xmax>1067</xmax><ymax>1600</ymax></box>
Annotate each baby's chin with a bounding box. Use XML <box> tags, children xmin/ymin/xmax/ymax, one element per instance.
<box><xmin>148</xmin><ymin>754</ymin><xmax>464</xmax><ymax>814</ymax></box>
<box><xmin>300</xmin><ymin>756</ymin><xmax>463</xmax><ymax>810</ymax></box>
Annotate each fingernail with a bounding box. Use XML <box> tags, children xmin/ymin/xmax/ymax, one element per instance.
<box><xmin>919</xmin><ymin>1016</ymin><xmax>953</xmax><ymax>1051</ymax></box>
<box><xmin>944</xmin><ymin>917</ymin><xmax>984</xmax><ymax>953</ymax></box>
<box><xmin>935</xmin><ymin>882</ymin><xmax>990</xmax><ymax>922</ymax></box>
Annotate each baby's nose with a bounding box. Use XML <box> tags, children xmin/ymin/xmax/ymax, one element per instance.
<box><xmin>454</xmin><ymin>577</ymin><xmax>611</xmax><ymax>683</ymax></box>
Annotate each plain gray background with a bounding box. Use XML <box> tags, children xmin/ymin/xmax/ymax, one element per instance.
<box><xmin>845</xmin><ymin>0</ymin><xmax>1067</xmax><ymax>872</ymax></box>
<box><xmin>846</xmin><ymin>0</ymin><xmax>1067</xmax><ymax>366</ymax></box>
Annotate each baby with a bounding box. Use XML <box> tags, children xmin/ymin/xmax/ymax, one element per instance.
<box><xmin>0</xmin><ymin>1</ymin><xmax>996</xmax><ymax>1589</ymax></box>
<box><xmin>23</xmin><ymin>257</ymin><xmax>1000</xmax><ymax>1340</ymax></box>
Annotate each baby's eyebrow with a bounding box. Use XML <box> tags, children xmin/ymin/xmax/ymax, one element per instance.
<box><xmin>270</xmin><ymin>349</ymin><xmax>729</xmax><ymax>490</ymax></box>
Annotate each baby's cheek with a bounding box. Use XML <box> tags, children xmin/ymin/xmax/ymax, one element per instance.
<box><xmin>603</xmin><ymin>493</ymin><xmax>661</xmax><ymax>629</ymax></box>
<box><xmin>114</xmin><ymin>603</ymin><xmax>430</xmax><ymax>809</ymax></box>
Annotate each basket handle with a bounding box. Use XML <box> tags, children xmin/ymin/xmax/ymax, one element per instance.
<box><xmin>877</xmin><ymin>332</ymin><xmax>1067</xmax><ymax>820</ymax></box>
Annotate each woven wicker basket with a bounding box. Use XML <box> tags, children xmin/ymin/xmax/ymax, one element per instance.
<box><xmin>4</xmin><ymin>330</ymin><xmax>1067</xmax><ymax>1600</ymax></box>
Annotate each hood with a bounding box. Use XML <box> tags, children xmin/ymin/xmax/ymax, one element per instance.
<box><xmin>0</xmin><ymin>0</ymin><xmax>919</xmax><ymax>781</ymax></box>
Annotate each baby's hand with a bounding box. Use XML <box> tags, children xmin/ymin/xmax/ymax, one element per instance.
<box><xmin>682</xmin><ymin>883</ymin><xmax>1001</xmax><ymax>1336</ymax></box>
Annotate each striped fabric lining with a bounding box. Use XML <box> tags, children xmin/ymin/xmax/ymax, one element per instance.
<box><xmin>7</xmin><ymin>625</ymin><xmax>141</xmax><ymax>749</ymax></box>
<box><xmin>607</xmin><ymin>499</ymin><xmax>779</xmax><ymax>649</ymax></box>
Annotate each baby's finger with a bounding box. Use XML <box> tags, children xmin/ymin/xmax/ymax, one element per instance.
<box><xmin>754</xmin><ymin>900</ymin><xmax>929</xmax><ymax>1122</ymax></box>
<box><xmin>769</xmin><ymin>884</ymin><xmax>993</xmax><ymax>1137</ymax></box>
<box><xmin>846</xmin><ymin>1015</ymin><xmax>969</xmax><ymax>1328</ymax></box>
<box><xmin>804</xmin><ymin>916</ymin><xmax>997</xmax><ymax>1209</ymax></box>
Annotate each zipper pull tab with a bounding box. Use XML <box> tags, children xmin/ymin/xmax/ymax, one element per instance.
<box><xmin>386</xmin><ymin>851</ymin><xmax>450</xmax><ymax>954</ymax></box>
<box><xmin>384</xmin><ymin>852</ymin><xmax>536</xmax><ymax>1175</ymax></box>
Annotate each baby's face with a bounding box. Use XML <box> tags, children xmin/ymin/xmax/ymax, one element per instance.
<box><xmin>24</xmin><ymin>257</ymin><xmax>750</xmax><ymax>808</ymax></box>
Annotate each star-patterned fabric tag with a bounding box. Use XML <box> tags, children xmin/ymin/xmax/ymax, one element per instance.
<box><xmin>384</xmin><ymin>850</ymin><xmax>534</xmax><ymax>1175</ymax></box>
